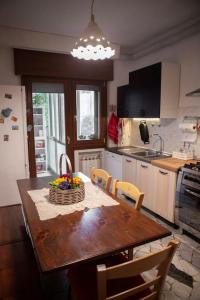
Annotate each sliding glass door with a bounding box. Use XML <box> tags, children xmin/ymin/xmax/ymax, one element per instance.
<box><xmin>32</xmin><ymin>82</ymin><xmax>66</xmax><ymax>177</ymax></box>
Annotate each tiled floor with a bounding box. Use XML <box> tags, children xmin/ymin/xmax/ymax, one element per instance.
<box><xmin>132</xmin><ymin>207</ymin><xmax>200</xmax><ymax>300</ymax></box>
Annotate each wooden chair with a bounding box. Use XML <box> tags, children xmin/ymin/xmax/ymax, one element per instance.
<box><xmin>112</xmin><ymin>179</ymin><xmax>144</xmax><ymax>211</ymax></box>
<box><xmin>112</xmin><ymin>180</ymin><xmax>144</xmax><ymax>260</ymax></box>
<box><xmin>69</xmin><ymin>240</ymin><xmax>179</xmax><ymax>300</ymax></box>
<box><xmin>90</xmin><ymin>167</ymin><xmax>112</xmax><ymax>192</ymax></box>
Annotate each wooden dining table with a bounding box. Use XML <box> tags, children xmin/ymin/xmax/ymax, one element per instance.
<box><xmin>17</xmin><ymin>173</ymin><xmax>171</xmax><ymax>273</ymax></box>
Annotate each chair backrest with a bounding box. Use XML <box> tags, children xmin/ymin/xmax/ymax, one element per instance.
<box><xmin>112</xmin><ymin>179</ymin><xmax>144</xmax><ymax>211</ymax></box>
<box><xmin>90</xmin><ymin>168</ymin><xmax>112</xmax><ymax>192</ymax></box>
<box><xmin>97</xmin><ymin>240</ymin><xmax>179</xmax><ymax>300</ymax></box>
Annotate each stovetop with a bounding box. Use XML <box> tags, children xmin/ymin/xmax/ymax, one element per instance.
<box><xmin>183</xmin><ymin>161</ymin><xmax>200</xmax><ymax>172</ymax></box>
<box><xmin>180</xmin><ymin>162</ymin><xmax>200</xmax><ymax>189</ymax></box>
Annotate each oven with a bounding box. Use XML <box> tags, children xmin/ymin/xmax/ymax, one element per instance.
<box><xmin>176</xmin><ymin>165</ymin><xmax>200</xmax><ymax>241</ymax></box>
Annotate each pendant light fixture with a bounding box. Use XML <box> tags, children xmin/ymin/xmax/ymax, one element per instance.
<box><xmin>71</xmin><ymin>0</ymin><xmax>115</xmax><ymax>60</ymax></box>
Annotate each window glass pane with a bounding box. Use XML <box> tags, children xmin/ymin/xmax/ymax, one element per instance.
<box><xmin>54</xmin><ymin>94</ymin><xmax>59</xmax><ymax>140</ymax></box>
<box><xmin>60</xmin><ymin>94</ymin><xmax>66</xmax><ymax>143</ymax></box>
<box><xmin>76</xmin><ymin>85</ymin><xmax>100</xmax><ymax>141</ymax></box>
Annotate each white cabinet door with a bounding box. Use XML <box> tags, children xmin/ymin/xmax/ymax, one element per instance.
<box><xmin>160</xmin><ymin>62</ymin><xmax>180</xmax><ymax>118</ymax></box>
<box><xmin>104</xmin><ymin>151</ymin><xmax>123</xmax><ymax>180</ymax></box>
<box><xmin>136</xmin><ymin>161</ymin><xmax>154</xmax><ymax>210</ymax></box>
<box><xmin>104</xmin><ymin>150</ymin><xmax>112</xmax><ymax>173</ymax></box>
<box><xmin>123</xmin><ymin>156</ymin><xmax>137</xmax><ymax>185</ymax></box>
<box><xmin>152</xmin><ymin>166</ymin><xmax>177</xmax><ymax>222</ymax></box>
<box><xmin>109</xmin><ymin>152</ymin><xmax>123</xmax><ymax>181</ymax></box>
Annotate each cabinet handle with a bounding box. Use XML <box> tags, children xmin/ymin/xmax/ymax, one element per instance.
<box><xmin>141</xmin><ymin>164</ymin><xmax>148</xmax><ymax>168</ymax></box>
<box><xmin>159</xmin><ymin>170</ymin><xmax>168</xmax><ymax>175</ymax></box>
<box><xmin>126</xmin><ymin>159</ymin><xmax>132</xmax><ymax>163</ymax></box>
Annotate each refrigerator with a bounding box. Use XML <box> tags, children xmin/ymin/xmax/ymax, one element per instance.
<box><xmin>0</xmin><ymin>85</ymin><xmax>29</xmax><ymax>206</ymax></box>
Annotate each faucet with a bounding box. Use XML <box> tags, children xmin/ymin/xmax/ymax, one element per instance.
<box><xmin>152</xmin><ymin>134</ymin><xmax>164</xmax><ymax>153</ymax></box>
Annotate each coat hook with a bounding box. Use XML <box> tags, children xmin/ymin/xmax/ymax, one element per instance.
<box><xmin>109</xmin><ymin>104</ymin><xmax>116</xmax><ymax>113</ymax></box>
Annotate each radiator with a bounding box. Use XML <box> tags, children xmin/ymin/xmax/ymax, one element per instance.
<box><xmin>80</xmin><ymin>154</ymin><xmax>101</xmax><ymax>177</ymax></box>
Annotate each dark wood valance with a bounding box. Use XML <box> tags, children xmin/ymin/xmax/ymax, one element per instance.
<box><xmin>14</xmin><ymin>48</ymin><xmax>113</xmax><ymax>81</ymax></box>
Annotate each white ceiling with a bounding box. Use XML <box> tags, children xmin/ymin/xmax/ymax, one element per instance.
<box><xmin>0</xmin><ymin>0</ymin><xmax>200</xmax><ymax>55</ymax></box>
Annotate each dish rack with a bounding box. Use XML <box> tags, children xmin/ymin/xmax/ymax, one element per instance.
<box><xmin>172</xmin><ymin>151</ymin><xmax>193</xmax><ymax>160</ymax></box>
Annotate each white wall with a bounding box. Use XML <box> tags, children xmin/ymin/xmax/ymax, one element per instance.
<box><xmin>0</xmin><ymin>46</ymin><xmax>19</xmax><ymax>85</ymax></box>
<box><xmin>109</xmin><ymin>33</ymin><xmax>200</xmax><ymax>107</ymax></box>
<box><xmin>108</xmin><ymin>33</ymin><xmax>200</xmax><ymax>158</ymax></box>
<box><xmin>0</xmin><ymin>25</ymin><xmax>120</xmax><ymax>85</ymax></box>
<box><xmin>1</xmin><ymin>25</ymin><xmax>199</xmax><ymax>157</ymax></box>
<box><xmin>0</xmin><ymin>26</ymin><xmax>76</xmax><ymax>85</ymax></box>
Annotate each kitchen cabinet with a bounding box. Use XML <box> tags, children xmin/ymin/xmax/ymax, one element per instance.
<box><xmin>105</xmin><ymin>149</ymin><xmax>178</xmax><ymax>224</ymax></box>
<box><xmin>136</xmin><ymin>161</ymin><xmax>154</xmax><ymax>210</ymax></box>
<box><xmin>152</xmin><ymin>166</ymin><xmax>177</xmax><ymax>222</ymax></box>
<box><xmin>104</xmin><ymin>151</ymin><xmax>123</xmax><ymax>180</ymax></box>
<box><xmin>122</xmin><ymin>156</ymin><xmax>137</xmax><ymax>185</ymax></box>
<box><xmin>117</xmin><ymin>62</ymin><xmax>180</xmax><ymax>118</ymax></box>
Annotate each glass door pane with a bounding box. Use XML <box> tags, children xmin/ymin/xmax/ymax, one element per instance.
<box><xmin>32</xmin><ymin>82</ymin><xmax>66</xmax><ymax>177</ymax></box>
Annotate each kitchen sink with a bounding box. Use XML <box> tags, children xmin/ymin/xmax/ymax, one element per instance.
<box><xmin>133</xmin><ymin>150</ymin><xmax>171</xmax><ymax>158</ymax></box>
<box><xmin>119</xmin><ymin>148</ymin><xmax>135</xmax><ymax>152</ymax></box>
<box><xmin>118</xmin><ymin>147</ymin><xmax>139</xmax><ymax>151</ymax></box>
<box><xmin>118</xmin><ymin>147</ymin><xmax>145</xmax><ymax>154</ymax></box>
<box><xmin>116</xmin><ymin>147</ymin><xmax>171</xmax><ymax>159</ymax></box>
<box><xmin>133</xmin><ymin>150</ymin><xmax>160</xmax><ymax>157</ymax></box>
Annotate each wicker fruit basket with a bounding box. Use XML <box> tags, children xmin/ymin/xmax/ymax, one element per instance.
<box><xmin>49</xmin><ymin>154</ymin><xmax>85</xmax><ymax>205</ymax></box>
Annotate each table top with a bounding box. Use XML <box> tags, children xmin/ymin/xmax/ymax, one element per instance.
<box><xmin>17</xmin><ymin>174</ymin><xmax>171</xmax><ymax>273</ymax></box>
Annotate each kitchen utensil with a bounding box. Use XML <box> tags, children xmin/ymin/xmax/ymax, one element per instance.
<box><xmin>139</xmin><ymin>121</ymin><xmax>149</xmax><ymax>144</ymax></box>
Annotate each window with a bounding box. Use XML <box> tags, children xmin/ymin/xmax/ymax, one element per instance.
<box><xmin>76</xmin><ymin>85</ymin><xmax>100</xmax><ymax>141</ymax></box>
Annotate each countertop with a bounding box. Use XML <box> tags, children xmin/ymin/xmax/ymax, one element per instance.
<box><xmin>106</xmin><ymin>146</ymin><xmax>197</xmax><ymax>172</ymax></box>
<box><xmin>151</xmin><ymin>157</ymin><xmax>197</xmax><ymax>172</ymax></box>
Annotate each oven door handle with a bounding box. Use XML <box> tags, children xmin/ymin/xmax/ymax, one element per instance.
<box><xmin>185</xmin><ymin>188</ymin><xmax>200</xmax><ymax>198</ymax></box>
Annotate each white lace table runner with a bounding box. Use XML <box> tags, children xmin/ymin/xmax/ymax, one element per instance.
<box><xmin>27</xmin><ymin>182</ymin><xmax>119</xmax><ymax>221</ymax></box>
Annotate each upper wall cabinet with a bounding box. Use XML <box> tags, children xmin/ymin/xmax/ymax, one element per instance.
<box><xmin>117</xmin><ymin>62</ymin><xmax>180</xmax><ymax>118</ymax></box>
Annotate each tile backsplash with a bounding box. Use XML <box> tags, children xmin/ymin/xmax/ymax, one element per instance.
<box><xmin>117</xmin><ymin>107</ymin><xmax>200</xmax><ymax>159</ymax></box>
